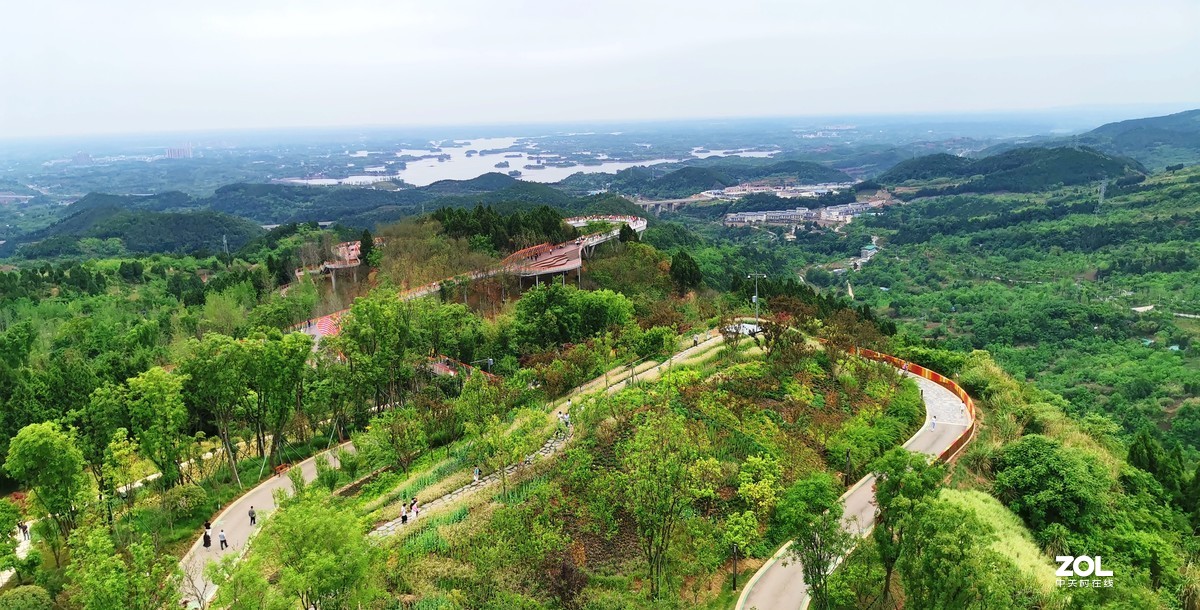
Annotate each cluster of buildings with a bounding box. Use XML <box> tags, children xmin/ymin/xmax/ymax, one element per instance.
<box><xmin>724</xmin><ymin>199</ymin><xmax>886</xmax><ymax>228</ymax></box>
<box><xmin>704</xmin><ymin>182</ymin><xmax>857</xmax><ymax>201</ymax></box>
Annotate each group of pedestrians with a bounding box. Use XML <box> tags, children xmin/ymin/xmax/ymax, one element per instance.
<box><xmin>201</xmin><ymin>521</ymin><xmax>227</xmax><ymax>551</ymax></box>
<box><xmin>556</xmin><ymin>407</ymin><xmax>571</xmax><ymax>438</ymax></box>
<box><xmin>400</xmin><ymin>497</ymin><xmax>421</xmax><ymax>525</ymax></box>
<box><xmin>200</xmin><ymin>505</ymin><xmax>261</xmax><ymax>552</ymax></box>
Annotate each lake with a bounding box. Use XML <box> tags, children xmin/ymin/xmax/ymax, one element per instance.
<box><xmin>280</xmin><ymin>137</ymin><xmax>778</xmax><ymax>187</ymax></box>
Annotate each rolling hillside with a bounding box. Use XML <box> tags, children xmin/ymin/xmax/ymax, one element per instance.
<box><xmin>1</xmin><ymin>204</ymin><xmax>265</xmax><ymax>258</ymax></box>
<box><xmin>879</xmin><ymin>146</ymin><xmax>1144</xmax><ymax>196</ymax></box>
<box><xmin>981</xmin><ymin>108</ymin><xmax>1200</xmax><ymax>170</ymax></box>
<box><xmin>1074</xmin><ymin>108</ymin><xmax>1200</xmax><ymax>169</ymax></box>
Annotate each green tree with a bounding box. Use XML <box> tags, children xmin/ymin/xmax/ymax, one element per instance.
<box><xmin>326</xmin><ymin>292</ymin><xmax>413</xmax><ymax>410</ymax></box>
<box><xmin>0</xmin><ymin>500</ymin><xmax>19</xmax><ymax>571</ymax></box>
<box><xmin>359</xmin><ymin>229</ymin><xmax>375</xmax><ymax>268</ymax></box>
<box><xmin>67</xmin><ymin>519</ymin><xmax>180</xmax><ymax>610</ymax></box>
<box><xmin>776</xmin><ymin>472</ymin><xmax>855</xmax><ymax>610</ymax></box>
<box><xmin>0</xmin><ymin>585</ymin><xmax>53</xmax><ymax>610</ymax></box>
<box><xmin>871</xmin><ymin>447</ymin><xmax>946</xmax><ymax>604</ymax></box>
<box><xmin>125</xmin><ymin>367</ymin><xmax>189</xmax><ymax>487</ymax></box>
<box><xmin>618</xmin><ymin>410</ymin><xmax>701</xmax><ymax>599</ymax></box>
<box><xmin>357</xmin><ymin>407</ymin><xmax>427</xmax><ymax>474</ymax></box>
<box><xmin>724</xmin><ymin>510</ymin><xmax>760</xmax><ymax>592</ymax></box>
<box><xmin>737</xmin><ymin>453</ymin><xmax>783</xmax><ymax>521</ymax></box>
<box><xmin>466</xmin><ymin>410</ymin><xmax>543</xmax><ymax>498</ymax></box>
<box><xmin>261</xmin><ymin>498</ymin><xmax>374</xmax><ymax>609</ymax></box>
<box><xmin>669</xmin><ymin>251</ymin><xmax>703</xmax><ymax>294</ymax></box>
<box><xmin>896</xmin><ymin>496</ymin><xmax>1025</xmax><ymax>609</ymax></box>
<box><xmin>993</xmin><ymin>434</ymin><xmax>1109</xmax><ymax>532</ymax></box>
<box><xmin>5</xmin><ymin>422</ymin><xmax>86</xmax><ymax>559</ymax></box>
<box><xmin>207</xmin><ymin>554</ymin><xmax>291</xmax><ymax>610</ymax></box>
<box><xmin>244</xmin><ymin>332</ymin><xmax>313</xmax><ymax>467</ymax></box>
<box><xmin>70</xmin><ymin>384</ymin><xmax>128</xmax><ymax>520</ymax></box>
<box><xmin>179</xmin><ymin>333</ymin><xmax>249</xmax><ymax>489</ymax></box>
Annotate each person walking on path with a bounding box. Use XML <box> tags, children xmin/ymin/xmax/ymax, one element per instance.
<box><xmin>400</xmin><ymin>503</ymin><xmax>408</xmax><ymax>525</ymax></box>
<box><xmin>249</xmin><ymin>506</ymin><xmax>257</xmax><ymax>526</ymax></box>
<box><xmin>693</xmin><ymin>333</ymin><xmax>700</xmax><ymax>347</ymax></box>
<box><xmin>410</xmin><ymin>497</ymin><xmax>420</xmax><ymax>519</ymax></box>
<box><xmin>931</xmin><ymin>415</ymin><xmax>937</xmax><ymax>430</ymax></box>
<box><xmin>18</xmin><ymin>522</ymin><xmax>28</xmax><ymax>540</ymax></box>
<box><xmin>473</xmin><ymin>466</ymin><xmax>481</xmax><ymax>484</ymax></box>
<box><xmin>218</xmin><ymin>530</ymin><xmax>228</xmax><ymax>550</ymax></box>
<box><xmin>202</xmin><ymin>530</ymin><xmax>211</xmax><ymax>550</ymax></box>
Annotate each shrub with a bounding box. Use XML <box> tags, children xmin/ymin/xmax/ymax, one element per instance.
<box><xmin>0</xmin><ymin>585</ymin><xmax>53</xmax><ymax>610</ymax></box>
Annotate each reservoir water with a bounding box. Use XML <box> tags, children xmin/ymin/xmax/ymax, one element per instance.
<box><xmin>281</xmin><ymin>137</ymin><xmax>777</xmax><ymax>187</ymax></box>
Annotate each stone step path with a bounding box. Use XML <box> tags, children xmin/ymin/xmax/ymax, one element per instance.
<box><xmin>370</xmin><ymin>427</ymin><xmax>574</xmax><ymax>536</ymax></box>
<box><xmin>369</xmin><ymin>332</ymin><xmax>724</xmax><ymax>538</ymax></box>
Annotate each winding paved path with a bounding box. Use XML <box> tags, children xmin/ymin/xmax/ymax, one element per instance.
<box><xmin>178</xmin><ymin>446</ymin><xmax>348</xmax><ymax>606</ymax></box>
<box><xmin>738</xmin><ymin>362</ymin><xmax>976</xmax><ymax>610</ymax></box>
<box><xmin>180</xmin><ymin>331</ymin><xmax>723</xmax><ymax>607</ymax></box>
<box><xmin>372</xmin><ymin>331</ymin><xmax>722</xmax><ymax>537</ymax></box>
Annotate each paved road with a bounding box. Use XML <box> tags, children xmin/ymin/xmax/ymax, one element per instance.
<box><xmin>739</xmin><ymin>371</ymin><xmax>973</xmax><ymax>610</ymax></box>
<box><xmin>0</xmin><ymin>522</ymin><xmax>33</xmax><ymax>588</ymax></box>
<box><xmin>178</xmin><ymin>445</ymin><xmax>349</xmax><ymax>606</ymax></box>
<box><xmin>181</xmin><ymin>331</ymin><xmax>723</xmax><ymax>606</ymax></box>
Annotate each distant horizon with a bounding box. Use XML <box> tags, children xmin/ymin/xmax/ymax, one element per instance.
<box><xmin>4</xmin><ymin>1</ymin><xmax>1198</xmax><ymax>142</ymax></box>
<box><xmin>4</xmin><ymin>102</ymin><xmax>1197</xmax><ymax>148</ymax></box>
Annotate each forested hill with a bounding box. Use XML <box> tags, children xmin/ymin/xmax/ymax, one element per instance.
<box><xmin>0</xmin><ymin>204</ymin><xmax>265</xmax><ymax>258</ymax></box>
<box><xmin>557</xmin><ymin>157</ymin><xmax>852</xmax><ymax>198</ymax></box>
<box><xmin>4</xmin><ymin>174</ymin><xmax>649</xmax><ymax>259</ymax></box>
<box><xmin>978</xmin><ymin>108</ymin><xmax>1200</xmax><ymax>170</ymax></box>
<box><xmin>1072</xmin><ymin>108</ymin><xmax>1200</xmax><ymax>169</ymax></box>
<box><xmin>879</xmin><ymin>146</ymin><xmax>1144</xmax><ymax>196</ymax></box>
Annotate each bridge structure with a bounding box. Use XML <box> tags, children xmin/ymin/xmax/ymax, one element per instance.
<box><xmin>292</xmin><ymin>216</ymin><xmax>647</xmax><ymax>342</ymax></box>
<box><xmin>631</xmin><ymin>195</ymin><xmax>714</xmax><ymax>215</ymax></box>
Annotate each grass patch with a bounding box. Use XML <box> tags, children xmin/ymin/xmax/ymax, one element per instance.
<box><xmin>939</xmin><ymin>488</ymin><xmax>1057</xmax><ymax>593</ymax></box>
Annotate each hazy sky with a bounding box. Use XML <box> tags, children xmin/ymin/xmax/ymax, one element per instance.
<box><xmin>2</xmin><ymin>0</ymin><xmax>1198</xmax><ymax>138</ymax></box>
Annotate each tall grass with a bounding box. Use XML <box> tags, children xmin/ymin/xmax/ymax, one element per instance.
<box><xmin>939</xmin><ymin>488</ymin><xmax>1059</xmax><ymax>594</ymax></box>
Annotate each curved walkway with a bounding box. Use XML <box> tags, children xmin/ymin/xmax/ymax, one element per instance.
<box><xmin>181</xmin><ymin>330</ymin><xmax>723</xmax><ymax>607</ymax></box>
<box><xmin>372</xmin><ymin>331</ymin><xmax>722</xmax><ymax>537</ymax></box>
<box><xmin>179</xmin><ymin>444</ymin><xmax>349</xmax><ymax>606</ymax></box>
<box><xmin>738</xmin><ymin>352</ymin><xmax>976</xmax><ymax>610</ymax></box>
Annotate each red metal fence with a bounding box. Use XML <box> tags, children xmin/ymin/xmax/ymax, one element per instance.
<box><xmin>848</xmin><ymin>346</ymin><xmax>977</xmax><ymax>461</ymax></box>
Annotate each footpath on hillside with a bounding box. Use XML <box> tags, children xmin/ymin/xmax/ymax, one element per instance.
<box><xmin>179</xmin><ymin>330</ymin><xmax>725</xmax><ymax>606</ymax></box>
<box><xmin>739</xmin><ymin>367</ymin><xmax>975</xmax><ymax>610</ymax></box>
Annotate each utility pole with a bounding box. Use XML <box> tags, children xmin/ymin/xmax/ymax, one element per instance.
<box><xmin>747</xmin><ymin>273</ymin><xmax>767</xmax><ymax>330</ymax></box>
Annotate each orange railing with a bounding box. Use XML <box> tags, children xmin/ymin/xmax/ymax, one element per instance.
<box><xmin>846</xmin><ymin>346</ymin><xmax>976</xmax><ymax>461</ymax></box>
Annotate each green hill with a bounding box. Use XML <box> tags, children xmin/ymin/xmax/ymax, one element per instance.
<box><xmin>880</xmin><ymin>146</ymin><xmax>1144</xmax><ymax>195</ymax></box>
<box><xmin>876</xmin><ymin>153</ymin><xmax>972</xmax><ymax>182</ymax></box>
<box><xmin>980</xmin><ymin>109</ymin><xmax>1200</xmax><ymax>170</ymax></box>
<box><xmin>2</xmin><ymin>205</ymin><xmax>264</xmax><ymax>258</ymax></box>
<box><xmin>1075</xmin><ymin>108</ymin><xmax>1200</xmax><ymax>169</ymax></box>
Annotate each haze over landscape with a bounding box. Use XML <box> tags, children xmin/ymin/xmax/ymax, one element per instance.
<box><xmin>1</xmin><ymin>3</ymin><xmax>1199</xmax><ymax>610</ymax></box>
<box><xmin>2</xmin><ymin>0</ymin><xmax>1199</xmax><ymax>138</ymax></box>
